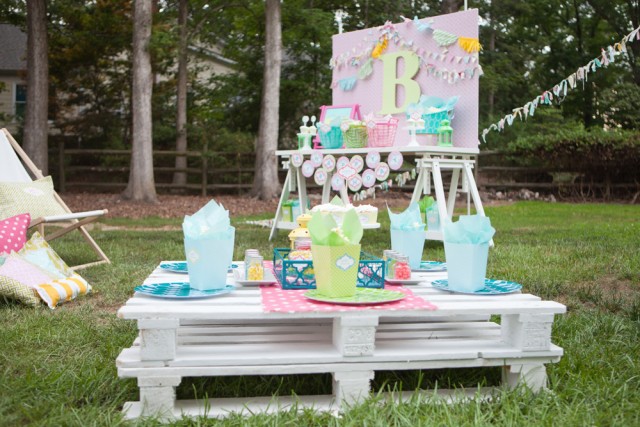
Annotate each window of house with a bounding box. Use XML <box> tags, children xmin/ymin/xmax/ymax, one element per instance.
<box><xmin>14</xmin><ymin>84</ymin><xmax>26</xmax><ymax>119</ymax></box>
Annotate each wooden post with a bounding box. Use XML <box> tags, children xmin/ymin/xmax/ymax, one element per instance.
<box><xmin>58</xmin><ymin>139</ymin><xmax>66</xmax><ymax>193</ymax></box>
<box><xmin>201</xmin><ymin>141</ymin><xmax>208</xmax><ymax>197</ymax></box>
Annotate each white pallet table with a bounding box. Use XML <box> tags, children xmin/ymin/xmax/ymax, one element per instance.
<box><xmin>117</xmin><ymin>264</ymin><xmax>566</xmax><ymax>420</ymax></box>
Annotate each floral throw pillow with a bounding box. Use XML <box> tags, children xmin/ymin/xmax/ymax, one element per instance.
<box><xmin>19</xmin><ymin>231</ymin><xmax>74</xmax><ymax>278</ymax></box>
<box><xmin>0</xmin><ymin>213</ymin><xmax>31</xmax><ymax>255</ymax></box>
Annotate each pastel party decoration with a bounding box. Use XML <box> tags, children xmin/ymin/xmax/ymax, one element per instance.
<box><xmin>375</xmin><ymin>162</ymin><xmax>390</xmax><ymax>181</ymax></box>
<box><xmin>347</xmin><ymin>174</ymin><xmax>363</xmax><ymax>192</ymax></box>
<box><xmin>331</xmin><ymin>174</ymin><xmax>345</xmax><ymax>191</ymax></box>
<box><xmin>482</xmin><ymin>23</ymin><xmax>640</xmax><ymax>142</ymax></box>
<box><xmin>350</xmin><ymin>155</ymin><xmax>365</xmax><ymax>172</ymax></box>
<box><xmin>336</xmin><ymin>156</ymin><xmax>350</xmax><ymax>170</ymax></box>
<box><xmin>362</xmin><ymin>169</ymin><xmax>377</xmax><ymax>188</ymax></box>
<box><xmin>310</xmin><ymin>152</ymin><xmax>323</xmax><ymax>167</ymax></box>
<box><xmin>314</xmin><ymin>168</ymin><xmax>328</xmax><ymax>186</ymax></box>
<box><xmin>338</xmin><ymin>164</ymin><xmax>358</xmax><ymax>180</ymax></box>
<box><xmin>366</xmin><ymin>151</ymin><xmax>381</xmax><ymax>168</ymax></box>
<box><xmin>322</xmin><ymin>154</ymin><xmax>336</xmax><ymax>171</ymax></box>
<box><xmin>291</xmin><ymin>153</ymin><xmax>304</xmax><ymax>168</ymax></box>
<box><xmin>387</xmin><ymin>151</ymin><xmax>404</xmax><ymax>170</ymax></box>
<box><xmin>458</xmin><ymin>37</ymin><xmax>482</xmax><ymax>53</ymax></box>
<box><xmin>301</xmin><ymin>160</ymin><xmax>315</xmax><ymax>178</ymax></box>
<box><xmin>332</xmin><ymin>10</ymin><xmax>480</xmax><ymax>148</ymax></box>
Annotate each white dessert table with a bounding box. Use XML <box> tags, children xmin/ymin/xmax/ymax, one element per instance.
<box><xmin>116</xmin><ymin>262</ymin><xmax>565</xmax><ymax>420</ymax></box>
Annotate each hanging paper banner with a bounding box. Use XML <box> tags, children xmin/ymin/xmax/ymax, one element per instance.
<box><xmin>347</xmin><ymin>174</ymin><xmax>363</xmax><ymax>192</ymax></box>
<box><xmin>322</xmin><ymin>154</ymin><xmax>336</xmax><ymax>171</ymax></box>
<box><xmin>336</xmin><ymin>156</ymin><xmax>350</xmax><ymax>170</ymax></box>
<box><xmin>310</xmin><ymin>152</ymin><xmax>323</xmax><ymax>167</ymax></box>
<box><xmin>314</xmin><ymin>168</ymin><xmax>328</xmax><ymax>186</ymax></box>
<box><xmin>362</xmin><ymin>169</ymin><xmax>377</xmax><ymax>188</ymax></box>
<box><xmin>387</xmin><ymin>151</ymin><xmax>404</xmax><ymax>170</ymax></box>
<box><xmin>331</xmin><ymin>174</ymin><xmax>344</xmax><ymax>191</ymax></box>
<box><xmin>482</xmin><ymin>23</ymin><xmax>640</xmax><ymax>142</ymax></box>
<box><xmin>350</xmin><ymin>155</ymin><xmax>365</xmax><ymax>172</ymax></box>
<box><xmin>301</xmin><ymin>161</ymin><xmax>315</xmax><ymax>178</ymax></box>
<box><xmin>291</xmin><ymin>153</ymin><xmax>304</xmax><ymax>168</ymax></box>
<box><xmin>375</xmin><ymin>162</ymin><xmax>390</xmax><ymax>181</ymax></box>
<box><xmin>366</xmin><ymin>151</ymin><xmax>381</xmax><ymax>168</ymax></box>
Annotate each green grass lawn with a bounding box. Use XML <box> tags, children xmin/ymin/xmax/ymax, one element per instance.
<box><xmin>1</xmin><ymin>201</ymin><xmax>639</xmax><ymax>426</ymax></box>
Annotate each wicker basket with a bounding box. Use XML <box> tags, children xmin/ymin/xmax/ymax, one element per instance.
<box><xmin>343</xmin><ymin>125</ymin><xmax>368</xmax><ymax>148</ymax></box>
<box><xmin>318</xmin><ymin>126</ymin><xmax>344</xmax><ymax>149</ymax></box>
<box><xmin>367</xmin><ymin>118</ymin><xmax>399</xmax><ymax>147</ymax></box>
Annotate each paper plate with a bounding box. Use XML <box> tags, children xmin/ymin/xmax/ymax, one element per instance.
<box><xmin>322</xmin><ymin>154</ymin><xmax>336</xmax><ymax>171</ymax></box>
<box><xmin>303</xmin><ymin>288</ymin><xmax>405</xmax><ymax>305</ymax></box>
<box><xmin>431</xmin><ymin>279</ymin><xmax>523</xmax><ymax>295</ymax></box>
<box><xmin>384</xmin><ymin>277</ymin><xmax>425</xmax><ymax>285</ymax></box>
<box><xmin>336</xmin><ymin>156</ymin><xmax>350</xmax><ymax>170</ymax></box>
<box><xmin>314</xmin><ymin>167</ymin><xmax>328</xmax><ymax>185</ymax></box>
<box><xmin>301</xmin><ymin>160</ymin><xmax>315</xmax><ymax>178</ymax></box>
<box><xmin>233</xmin><ymin>269</ymin><xmax>278</xmax><ymax>286</ymax></box>
<box><xmin>387</xmin><ymin>151</ymin><xmax>404</xmax><ymax>170</ymax></box>
<box><xmin>310</xmin><ymin>152</ymin><xmax>324</xmax><ymax>167</ymax></box>
<box><xmin>159</xmin><ymin>261</ymin><xmax>188</xmax><ymax>274</ymax></box>
<box><xmin>362</xmin><ymin>169</ymin><xmax>376</xmax><ymax>188</ymax></box>
<box><xmin>331</xmin><ymin>174</ymin><xmax>345</xmax><ymax>191</ymax></box>
<box><xmin>412</xmin><ymin>261</ymin><xmax>447</xmax><ymax>272</ymax></box>
<box><xmin>134</xmin><ymin>282</ymin><xmax>235</xmax><ymax>299</ymax></box>
<box><xmin>366</xmin><ymin>151</ymin><xmax>381</xmax><ymax>168</ymax></box>
<box><xmin>159</xmin><ymin>261</ymin><xmax>238</xmax><ymax>274</ymax></box>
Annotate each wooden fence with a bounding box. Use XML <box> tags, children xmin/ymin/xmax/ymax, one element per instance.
<box><xmin>55</xmin><ymin>143</ymin><xmax>638</xmax><ymax>197</ymax></box>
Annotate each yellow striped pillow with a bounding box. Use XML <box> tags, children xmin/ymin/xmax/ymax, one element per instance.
<box><xmin>33</xmin><ymin>274</ymin><xmax>91</xmax><ymax>309</ymax></box>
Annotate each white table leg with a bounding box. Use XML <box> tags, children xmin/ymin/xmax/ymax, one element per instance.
<box><xmin>333</xmin><ymin>370</ymin><xmax>374</xmax><ymax>406</ymax></box>
<box><xmin>138</xmin><ymin>319</ymin><xmax>179</xmax><ymax>361</ymax></box>
<box><xmin>502</xmin><ymin>364</ymin><xmax>548</xmax><ymax>392</ymax></box>
<box><xmin>447</xmin><ymin>168</ymin><xmax>460</xmax><ymax>218</ymax></box>
<box><xmin>138</xmin><ymin>376</ymin><xmax>182</xmax><ymax>418</ymax></box>
<box><xmin>333</xmin><ymin>316</ymin><xmax>378</xmax><ymax>356</ymax></box>
<box><xmin>431</xmin><ymin>160</ymin><xmax>450</xmax><ymax>224</ymax></box>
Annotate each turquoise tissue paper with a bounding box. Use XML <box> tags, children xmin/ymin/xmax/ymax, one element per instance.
<box><xmin>387</xmin><ymin>202</ymin><xmax>425</xmax><ymax>231</ymax></box>
<box><xmin>443</xmin><ymin>215</ymin><xmax>495</xmax><ymax>244</ymax></box>
<box><xmin>183</xmin><ymin>200</ymin><xmax>234</xmax><ymax>240</ymax></box>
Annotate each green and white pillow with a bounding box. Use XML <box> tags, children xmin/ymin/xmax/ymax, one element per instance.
<box><xmin>0</xmin><ymin>176</ymin><xmax>67</xmax><ymax>221</ymax></box>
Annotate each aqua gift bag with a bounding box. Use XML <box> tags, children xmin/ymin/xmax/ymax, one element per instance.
<box><xmin>426</xmin><ymin>205</ymin><xmax>440</xmax><ymax>231</ymax></box>
<box><xmin>390</xmin><ymin>229</ymin><xmax>425</xmax><ymax>270</ymax></box>
<box><xmin>184</xmin><ymin>230</ymin><xmax>235</xmax><ymax>290</ymax></box>
<box><xmin>311</xmin><ymin>244</ymin><xmax>361</xmax><ymax>297</ymax></box>
<box><xmin>444</xmin><ymin>241</ymin><xmax>488</xmax><ymax>292</ymax></box>
<box><xmin>443</xmin><ymin>215</ymin><xmax>496</xmax><ymax>293</ymax></box>
<box><xmin>183</xmin><ymin>200</ymin><xmax>236</xmax><ymax>291</ymax></box>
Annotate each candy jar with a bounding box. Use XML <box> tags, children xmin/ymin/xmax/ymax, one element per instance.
<box><xmin>246</xmin><ymin>254</ymin><xmax>264</xmax><ymax>281</ymax></box>
<box><xmin>394</xmin><ymin>255</ymin><xmax>411</xmax><ymax>280</ymax></box>
<box><xmin>288</xmin><ymin>213</ymin><xmax>312</xmax><ymax>250</ymax></box>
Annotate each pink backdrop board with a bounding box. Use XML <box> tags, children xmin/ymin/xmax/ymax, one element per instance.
<box><xmin>331</xmin><ymin>9</ymin><xmax>480</xmax><ymax>148</ymax></box>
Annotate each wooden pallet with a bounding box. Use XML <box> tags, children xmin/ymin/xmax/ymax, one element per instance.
<box><xmin>117</xmin><ymin>266</ymin><xmax>566</xmax><ymax>420</ymax></box>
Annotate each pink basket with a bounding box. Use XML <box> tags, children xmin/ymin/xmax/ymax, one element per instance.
<box><xmin>367</xmin><ymin>118</ymin><xmax>399</xmax><ymax>147</ymax></box>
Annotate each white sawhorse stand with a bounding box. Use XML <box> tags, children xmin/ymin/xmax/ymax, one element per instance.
<box><xmin>409</xmin><ymin>154</ymin><xmax>486</xmax><ymax>241</ymax></box>
<box><xmin>269</xmin><ymin>147</ymin><xmax>483</xmax><ymax>242</ymax></box>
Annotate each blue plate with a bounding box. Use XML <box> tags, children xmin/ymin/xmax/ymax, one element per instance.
<box><xmin>431</xmin><ymin>278</ymin><xmax>522</xmax><ymax>295</ymax></box>
<box><xmin>134</xmin><ymin>282</ymin><xmax>235</xmax><ymax>299</ymax></box>
<box><xmin>412</xmin><ymin>261</ymin><xmax>447</xmax><ymax>272</ymax></box>
<box><xmin>159</xmin><ymin>262</ymin><xmax>239</xmax><ymax>274</ymax></box>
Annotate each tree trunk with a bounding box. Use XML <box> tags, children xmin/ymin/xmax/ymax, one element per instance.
<box><xmin>251</xmin><ymin>0</ymin><xmax>282</xmax><ymax>200</ymax></box>
<box><xmin>441</xmin><ymin>0</ymin><xmax>463</xmax><ymax>14</ymax></box>
<box><xmin>24</xmin><ymin>0</ymin><xmax>49</xmax><ymax>176</ymax></box>
<box><xmin>123</xmin><ymin>0</ymin><xmax>157</xmax><ymax>202</ymax></box>
<box><xmin>173</xmin><ymin>0</ymin><xmax>188</xmax><ymax>187</ymax></box>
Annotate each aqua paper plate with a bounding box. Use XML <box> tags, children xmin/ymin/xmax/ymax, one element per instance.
<box><xmin>159</xmin><ymin>262</ymin><xmax>188</xmax><ymax>274</ymax></box>
<box><xmin>134</xmin><ymin>282</ymin><xmax>235</xmax><ymax>299</ymax></box>
<box><xmin>412</xmin><ymin>261</ymin><xmax>447</xmax><ymax>272</ymax></box>
<box><xmin>159</xmin><ymin>261</ymin><xmax>239</xmax><ymax>274</ymax></box>
<box><xmin>431</xmin><ymin>278</ymin><xmax>522</xmax><ymax>295</ymax></box>
<box><xmin>303</xmin><ymin>288</ymin><xmax>405</xmax><ymax>305</ymax></box>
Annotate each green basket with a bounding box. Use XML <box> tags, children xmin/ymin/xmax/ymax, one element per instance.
<box><xmin>342</xmin><ymin>126</ymin><xmax>368</xmax><ymax>148</ymax></box>
<box><xmin>273</xmin><ymin>248</ymin><xmax>385</xmax><ymax>290</ymax></box>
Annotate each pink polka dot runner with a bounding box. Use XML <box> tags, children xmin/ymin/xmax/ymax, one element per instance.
<box><xmin>260</xmin><ymin>283</ymin><xmax>437</xmax><ymax>313</ymax></box>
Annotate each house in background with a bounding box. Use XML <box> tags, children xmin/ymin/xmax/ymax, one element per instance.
<box><xmin>0</xmin><ymin>24</ymin><xmax>27</xmax><ymax>134</ymax></box>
